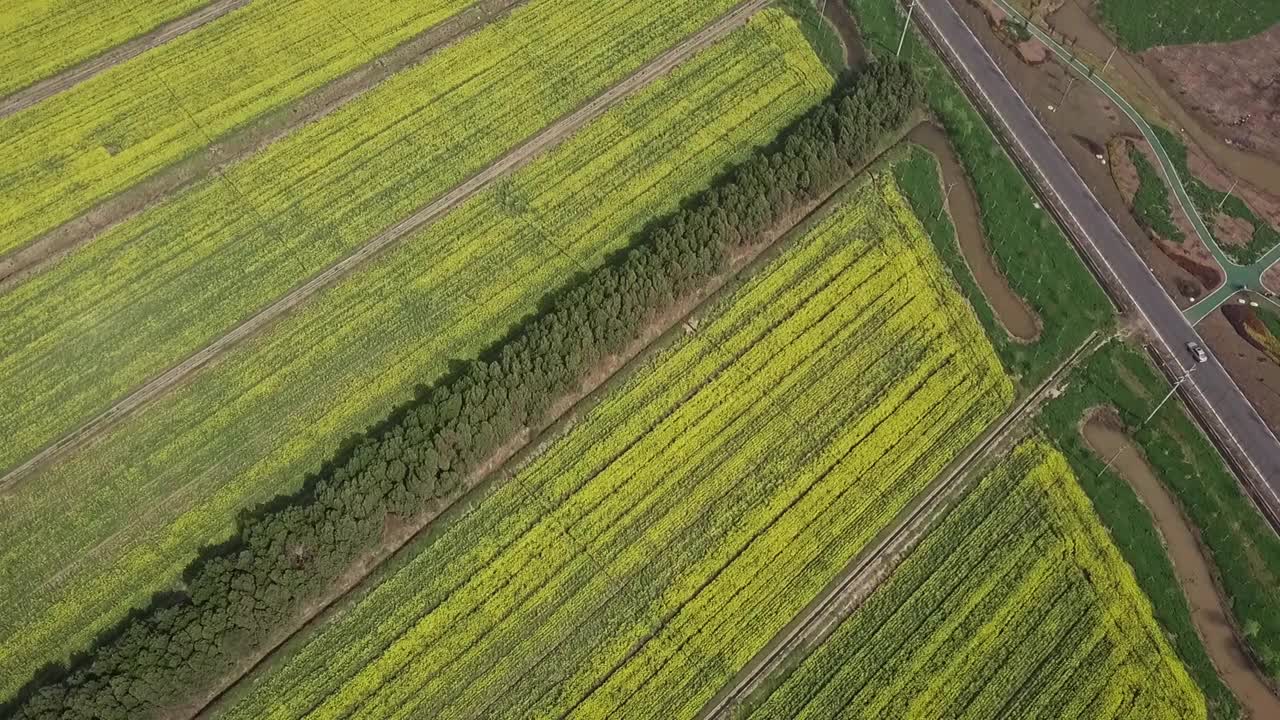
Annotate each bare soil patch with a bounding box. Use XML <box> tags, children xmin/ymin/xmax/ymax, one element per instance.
<box><xmin>1032</xmin><ymin>0</ymin><xmax>1280</xmax><ymax>204</ymax></box>
<box><xmin>1083</xmin><ymin>412</ymin><xmax>1280</xmax><ymax>717</ymax></box>
<box><xmin>969</xmin><ymin>0</ymin><xmax>1048</xmax><ymax>63</ymax></box>
<box><xmin>1187</xmin><ymin>147</ymin><xmax>1280</xmax><ymax>231</ymax></box>
<box><xmin>0</xmin><ymin>0</ymin><xmax>528</xmax><ymax>292</ymax></box>
<box><xmin>906</xmin><ymin>123</ymin><xmax>1041</xmax><ymax>340</ymax></box>
<box><xmin>1214</xmin><ymin>213</ymin><xmax>1259</xmax><ymax>251</ymax></box>
<box><xmin>1106</xmin><ymin>135</ymin><xmax>1222</xmax><ymax>296</ymax></box>
<box><xmin>1200</xmin><ymin>308</ymin><xmax>1280</xmax><ymax>437</ymax></box>
<box><xmin>1145</xmin><ymin>25</ymin><xmax>1280</xmax><ymax>166</ymax></box>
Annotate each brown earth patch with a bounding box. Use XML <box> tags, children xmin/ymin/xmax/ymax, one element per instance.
<box><xmin>1213</xmin><ymin>211</ymin><xmax>1259</xmax><ymax>250</ymax></box>
<box><xmin>969</xmin><ymin>0</ymin><xmax>1048</xmax><ymax>64</ymax></box>
<box><xmin>1082</xmin><ymin>411</ymin><xmax>1280</xmax><ymax>719</ymax></box>
<box><xmin>1200</xmin><ymin>309</ymin><xmax>1280</xmax><ymax>437</ymax></box>
<box><xmin>1187</xmin><ymin>146</ymin><xmax>1280</xmax><ymax>230</ymax></box>
<box><xmin>906</xmin><ymin>123</ymin><xmax>1041</xmax><ymax>341</ymax></box>
<box><xmin>1107</xmin><ymin>136</ymin><xmax>1140</xmax><ymax>204</ymax></box>
<box><xmin>1145</xmin><ymin>25</ymin><xmax>1280</xmax><ymax>166</ymax></box>
<box><xmin>1222</xmin><ymin>304</ymin><xmax>1280</xmax><ymax>368</ymax></box>
<box><xmin>1107</xmin><ymin>135</ymin><xmax>1222</xmax><ymax>295</ymax></box>
<box><xmin>1024</xmin><ymin>0</ymin><xmax>1280</xmax><ymax>203</ymax></box>
<box><xmin>0</xmin><ymin>0</ymin><xmax>529</xmax><ymax>293</ymax></box>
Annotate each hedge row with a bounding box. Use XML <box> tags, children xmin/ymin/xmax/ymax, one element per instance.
<box><xmin>8</xmin><ymin>61</ymin><xmax>921</xmax><ymax>719</ymax></box>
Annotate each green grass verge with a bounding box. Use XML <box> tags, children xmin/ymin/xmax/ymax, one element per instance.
<box><xmin>848</xmin><ymin>0</ymin><xmax>1112</xmax><ymax>390</ymax></box>
<box><xmin>1095</xmin><ymin>0</ymin><xmax>1279</xmax><ymax>51</ymax></box>
<box><xmin>1153</xmin><ymin>125</ymin><xmax>1280</xmax><ymax>265</ymax></box>
<box><xmin>1040</xmin><ymin>339</ymin><xmax>1280</xmax><ymax>711</ymax></box>
<box><xmin>1128</xmin><ymin>142</ymin><xmax>1185</xmax><ymax>242</ymax></box>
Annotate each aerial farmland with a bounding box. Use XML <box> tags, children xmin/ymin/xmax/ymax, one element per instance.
<box><xmin>2</xmin><ymin>1</ymin><xmax>1278</xmax><ymax>719</ymax></box>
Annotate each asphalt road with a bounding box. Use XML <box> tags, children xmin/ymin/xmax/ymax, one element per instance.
<box><xmin>914</xmin><ymin>0</ymin><xmax>1280</xmax><ymax>523</ymax></box>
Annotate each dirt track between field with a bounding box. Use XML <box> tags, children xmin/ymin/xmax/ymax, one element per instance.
<box><xmin>698</xmin><ymin>331</ymin><xmax>1103</xmax><ymax>719</ymax></box>
<box><xmin>0</xmin><ymin>0</ymin><xmax>253</xmax><ymax>119</ymax></box>
<box><xmin>1083</xmin><ymin>414</ymin><xmax>1280</xmax><ymax>716</ymax></box>
<box><xmin>0</xmin><ymin>0</ymin><xmax>528</xmax><ymax>292</ymax></box>
<box><xmin>0</xmin><ymin>0</ymin><xmax>772</xmax><ymax>492</ymax></box>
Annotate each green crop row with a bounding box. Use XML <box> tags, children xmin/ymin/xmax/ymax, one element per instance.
<box><xmin>1152</xmin><ymin>125</ymin><xmax>1280</xmax><ymax>266</ymax></box>
<box><xmin>744</xmin><ymin>440</ymin><xmax>1207</xmax><ymax>720</ymax></box>
<box><xmin>215</xmin><ymin>175</ymin><xmax>1012</xmax><ymax>720</ymax></box>
<box><xmin>0</xmin><ymin>0</ymin><xmax>746</xmax><ymax>479</ymax></box>
<box><xmin>0</xmin><ymin>0</ymin><xmax>477</xmax><ymax>255</ymax></box>
<box><xmin>1095</xmin><ymin>0</ymin><xmax>1279</xmax><ymax>51</ymax></box>
<box><xmin>0</xmin><ymin>11</ymin><xmax>829</xmax><ymax>698</ymax></box>
<box><xmin>847</xmin><ymin>0</ymin><xmax>1112</xmax><ymax>388</ymax></box>
<box><xmin>0</xmin><ymin>0</ymin><xmax>208</xmax><ymax>97</ymax></box>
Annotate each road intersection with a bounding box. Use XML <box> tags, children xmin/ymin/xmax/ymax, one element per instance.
<box><xmin>912</xmin><ymin>0</ymin><xmax>1280</xmax><ymax>526</ymax></box>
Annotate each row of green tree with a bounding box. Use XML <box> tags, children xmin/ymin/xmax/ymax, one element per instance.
<box><xmin>8</xmin><ymin>60</ymin><xmax>921</xmax><ymax>719</ymax></box>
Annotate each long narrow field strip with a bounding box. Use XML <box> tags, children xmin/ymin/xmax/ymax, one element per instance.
<box><xmin>0</xmin><ymin>0</ymin><xmax>477</xmax><ymax>255</ymax></box>
<box><xmin>0</xmin><ymin>0</ymin><xmax>211</xmax><ymax>98</ymax></box>
<box><xmin>0</xmin><ymin>0</ymin><xmax>747</xmax><ymax>482</ymax></box>
<box><xmin>745</xmin><ymin>440</ymin><xmax>1208</xmax><ymax>720</ymax></box>
<box><xmin>0</xmin><ymin>11</ymin><xmax>829</xmax><ymax>699</ymax></box>
<box><xmin>214</xmin><ymin>175</ymin><xmax>1013</xmax><ymax>720</ymax></box>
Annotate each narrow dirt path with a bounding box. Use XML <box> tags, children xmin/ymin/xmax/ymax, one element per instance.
<box><xmin>1083</xmin><ymin>415</ymin><xmax>1280</xmax><ymax>718</ymax></box>
<box><xmin>0</xmin><ymin>0</ymin><xmax>253</xmax><ymax>119</ymax></box>
<box><xmin>0</xmin><ymin>0</ymin><xmax>772</xmax><ymax>495</ymax></box>
<box><xmin>698</xmin><ymin>331</ymin><xmax>1102</xmax><ymax>719</ymax></box>
<box><xmin>0</xmin><ymin>0</ymin><xmax>528</xmax><ymax>291</ymax></box>
<box><xmin>906</xmin><ymin>123</ymin><xmax>1041</xmax><ymax>341</ymax></box>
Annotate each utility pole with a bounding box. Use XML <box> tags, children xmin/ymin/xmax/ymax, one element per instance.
<box><xmin>1217</xmin><ymin>178</ymin><xmax>1239</xmax><ymax>209</ymax></box>
<box><xmin>818</xmin><ymin>0</ymin><xmax>828</xmax><ymax>16</ymax></box>
<box><xmin>1144</xmin><ymin>365</ymin><xmax>1196</xmax><ymax>426</ymax></box>
<box><xmin>1057</xmin><ymin>73</ymin><xmax>1076</xmax><ymax>109</ymax></box>
<box><xmin>896</xmin><ymin>0</ymin><xmax>916</xmax><ymax>58</ymax></box>
<box><xmin>1100</xmin><ymin>47</ymin><xmax>1117</xmax><ymax>76</ymax></box>
<box><xmin>935</xmin><ymin>182</ymin><xmax>957</xmax><ymax>222</ymax></box>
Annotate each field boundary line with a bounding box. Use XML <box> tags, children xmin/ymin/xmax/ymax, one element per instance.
<box><xmin>0</xmin><ymin>0</ymin><xmax>770</xmax><ymax>490</ymax></box>
<box><xmin>698</xmin><ymin>330</ymin><xmax>1103</xmax><ymax>720</ymax></box>
<box><xmin>0</xmin><ymin>0</ymin><xmax>254</xmax><ymax>118</ymax></box>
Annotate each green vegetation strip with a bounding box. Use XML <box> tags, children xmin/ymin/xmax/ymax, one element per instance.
<box><xmin>743</xmin><ymin>439</ymin><xmax>1208</xmax><ymax>719</ymax></box>
<box><xmin>0</xmin><ymin>0</ymin><xmax>477</xmax><ymax>255</ymax></box>
<box><xmin>0</xmin><ymin>11</ymin><xmax>830</xmax><ymax>700</ymax></box>
<box><xmin>0</xmin><ymin>0</ymin><xmax>743</xmax><ymax>481</ymax></box>
<box><xmin>1040</xmin><ymin>339</ymin><xmax>1280</xmax><ymax>714</ymax></box>
<box><xmin>1095</xmin><ymin>0</ymin><xmax>1279</xmax><ymax>51</ymax></box>
<box><xmin>3</xmin><ymin>58</ymin><xmax>923</xmax><ymax>718</ymax></box>
<box><xmin>0</xmin><ymin>0</ymin><xmax>210</xmax><ymax>97</ymax></box>
<box><xmin>1152</xmin><ymin>126</ymin><xmax>1280</xmax><ymax>266</ymax></box>
<box><xmin>1128</xmin><ymin>143</ymin><xmax>1185</xmax><ymax>242</ymax></box>
<box><xmin>217</xmin><ymin>172</ymin><xmax>1010</xmax><ymax>720</ymax></box>
<box><xmin>848</xmin><ymin>0</ymin><xmax>1111</xmax><ymax>387</ymax></box>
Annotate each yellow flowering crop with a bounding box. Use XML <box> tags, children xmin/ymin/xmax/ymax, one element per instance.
<box><xmin>747</xmin><ymin>440</ymin><xmax>1208</xmax><ymax>720</ymax></box>
<box><xmin>0</xmin><ymin>0</ymin><xmax>208</xmax><ymax>97</ymax></box>
<box><xmin>0</xmin><ymin>10</ymin><xmax>828</xmax><ymax>699</ymax></box>
<box><xmin>212</xmin><ymin>171</ymin><xmax>1012</xmax><ymax>718</ymax></box>
<box><xmin>0</xmin><ymin>0</ymin><xmax>477</xmax><ymax>255</ymax></box>
<box><xmin>0</xmin><ymin>0</ymin><xmax>747</xmax><ymax>484</ymax></box>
